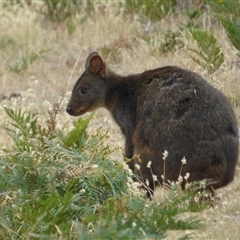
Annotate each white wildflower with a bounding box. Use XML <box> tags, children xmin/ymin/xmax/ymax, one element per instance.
<box><xmin>132</xmin><ymin>222</ymin><xmax>137</xmax><ymax>228</ymax></box>
<box><xmin>178</xmin><ymin>176</ymin><xmax>183</xmax><ymax>182</ymax></box>
<box><xmin>135</xmin><ymin>164</ymin><xmax>140</xmax><ymax>171</ymax></box>
<box><xmin>184</xmin><ymin>172</ymin><xmax>190</xmax><ymax>180</ymax></box>
<box><xmin>147</xmin><ymin>161</ymin><xmax>152</xmax><ymax>168</ymax></box>
<box><xmin>181</xmin><ymin>156</ymin><xmax>187</xmax><ymax>165</ymax></box>
<box><xmin>163</xmin><ymin>150</ymin><xmax>168</xmax><ymax>160</ymax></box>
<box><xmin>153</xmin><ymin>175</ymin><xmax>158</xmax><ymax>182</ymax></box>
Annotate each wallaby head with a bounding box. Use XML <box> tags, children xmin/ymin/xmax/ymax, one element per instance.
<box><xmin>66</xmin><ymin>52</ymin><xmax>109</xmax><ymax>116</ymax></box>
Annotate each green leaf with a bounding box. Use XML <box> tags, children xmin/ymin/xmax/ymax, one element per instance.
<box><xmin>59</xmin><ymin>114</ymin><xmax>93</xmax><ymax>149</ymax></box>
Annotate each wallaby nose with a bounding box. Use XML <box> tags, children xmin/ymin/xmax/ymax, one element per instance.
<box><xmin>66</xmin><ymin>106</ymin><xmax>73</xmax><ymax>115</ymax></box>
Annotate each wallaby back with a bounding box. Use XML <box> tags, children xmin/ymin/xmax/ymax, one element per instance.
<box><xmin>67</xmin><ymin>52</ymin><xmax>239</xmax><ymax>196</ymax></box>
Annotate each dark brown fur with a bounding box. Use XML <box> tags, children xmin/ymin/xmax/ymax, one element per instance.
<box><xmin>67</xmin><ymin>52</ymin><xmax>239</xmax><ymax>196</ymax></box>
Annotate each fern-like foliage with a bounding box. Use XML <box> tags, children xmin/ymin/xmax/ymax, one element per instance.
<box><xmin>217</xmin><ymin>15</ymin><xmax>240</xmax><ymax>58</ymax></box>
<box><xmin>73</xmin><ymin>181</ymin><xmax>206</xmax><ymax>240</ymax></box>
<box><xmin>58</xmin><ymin>114</ymin><xmax>93</xmax><ymax>149</ymax></box>
<box><xmin>0</xmin><ymin>106</ymin><xmax>207</xmax><ymax>239</ymax></box>
<box><xmin>188</xmin><ymin>28</ymin><xmax>224</xmax><ymax>74</ymax></box>
<box><xmin>3</xmin><ymin>107</ymin><xmax>39</xmax><ymax>151</ymax></box>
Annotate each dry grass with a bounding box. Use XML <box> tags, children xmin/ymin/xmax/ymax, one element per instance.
<box><xmin>0</xmin><ymin>3</ymin><xmax>239</xmax><ymax>239</ymax></box>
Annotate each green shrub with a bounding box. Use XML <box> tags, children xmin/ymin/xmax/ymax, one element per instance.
<box><xmin>0</xmin><ymin>100</ymin><xmax>206</xmax><ymax>239</ymax></box>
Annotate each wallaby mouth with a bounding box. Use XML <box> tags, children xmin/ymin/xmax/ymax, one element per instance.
<box><xmin>66</xmin><ymin>105</ymin><xmax>87</xmax><ymax>116</ymax></box>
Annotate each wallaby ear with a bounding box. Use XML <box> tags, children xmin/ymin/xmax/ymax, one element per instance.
<box><xmin>85</xmin><ymin>52</ymin><xmax>106</xmax><ymax>78</ymax></box>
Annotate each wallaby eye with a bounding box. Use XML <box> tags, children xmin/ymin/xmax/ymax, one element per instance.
<box><xmin>80</xmin><ymin>89</ymin><xmax>88</xmax><ymax>94</ymax></box>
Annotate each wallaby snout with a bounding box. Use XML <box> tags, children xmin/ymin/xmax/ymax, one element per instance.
<box><xmin>66</xmin><ymin>106</ymin><xmax>73</xmax><ymax>116</ymax></box>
